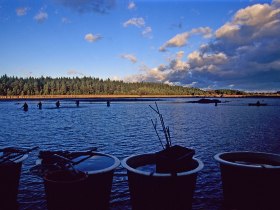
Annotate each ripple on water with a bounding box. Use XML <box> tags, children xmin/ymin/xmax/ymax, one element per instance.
<box><xmin>0</xmin><ymin>98</ymin><xmax>280</xmax><ymax>210</ymax></box>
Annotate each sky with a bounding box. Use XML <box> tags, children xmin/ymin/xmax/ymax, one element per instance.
<box><xmin>0</xmin><ymin>0</ymin><xmax>279</xmax><ymax>91</ymax></box>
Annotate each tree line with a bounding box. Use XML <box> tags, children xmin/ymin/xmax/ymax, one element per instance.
<box><xmin>0</xmin><ymin>75</ymin><xmax>209</xmax><ymax>96</ymax></box>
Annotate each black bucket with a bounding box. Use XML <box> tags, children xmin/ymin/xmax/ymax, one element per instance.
<box><xmin>43</xmin><ymin>170</ymin><xmax>88</xmax><ymax>210</ymax></box>
<box><xmin>122</xmin><ymin>153</ymin><xmax>203</xmax><ymax>210</ymax></box>
<box><xmin>74</xmin><ymin>153</ymin><xmax>120</xmax><ymax>210</ymax></box>
<box><xmin>40</xmin><ymin>152</ymin><xmax>120</xmax><ymax>210</ymax></box>
<box><xmin>215</xmin><ymin>151</ymin><xmax>280</xmax><ymax>210</ymax></box>
<box><xmin>0</xmin><ymin>154</ymin><xmax>28</xmax><ymax>210</ymax></box>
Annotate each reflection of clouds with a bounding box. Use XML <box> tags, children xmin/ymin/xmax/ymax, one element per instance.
<box><xmin>128</xmin><ymin>0</ymin><xmax>280</xmax><ymax>91</ymax></box>
<box><xmin>54</xmin><ymin>0</ymin><xmax>115</xmax><ymax>13</ymax></box>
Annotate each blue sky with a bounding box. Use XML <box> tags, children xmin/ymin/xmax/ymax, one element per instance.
<box><xmin>0</xmin><ymin>0</ymin><xmax>279</xmax><ymax>91</ymax></box>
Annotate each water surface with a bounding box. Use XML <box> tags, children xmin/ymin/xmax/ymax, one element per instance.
<box><xmin>1</xmin><ymin>98</ymin><xmax>280</xmax><ymax>209</ymax></box>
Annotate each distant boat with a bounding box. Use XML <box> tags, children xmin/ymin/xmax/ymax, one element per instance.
<box><xmin>248</xmin><ymin>101</ymin><xmax>267</xmax><ymax>106</ymax></box>
<box><xmin>189</xmin><ymin>98</ymin><xmax>221</xmax><ymax>104</ymax></box>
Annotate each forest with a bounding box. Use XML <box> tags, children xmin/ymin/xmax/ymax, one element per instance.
<box><xmin>0</xmin><ymin>75</ymin><xmax>245</xmax><ymax>96</ymax></box>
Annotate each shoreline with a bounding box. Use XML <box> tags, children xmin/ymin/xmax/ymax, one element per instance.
<box><xmin>0</xmin><ymin>94</ymin><xmax>280</xmax><ymax>100</ymax></box>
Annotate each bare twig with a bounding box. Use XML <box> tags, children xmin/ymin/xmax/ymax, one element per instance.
<box><xmin>150</xmin><ymin>102</ymin><xmax>171</xmax><ymax>149</ymax></box>
<box><xmin>151</xmin><ymin>119</ymin><xmax>165</xmax><ymax>149</ymax></box>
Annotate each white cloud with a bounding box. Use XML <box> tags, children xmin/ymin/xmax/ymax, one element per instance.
<box><xmin>142</xmin><ymin>26</ymin><xmax>152</xmax><ymax>38</ymax></box>
<box><xmin>67</xmin><ymin>70</ymin><xmax>84</xmax><ymax>76</ymax></box>
<box><xmin>127</xmin><ymin>0</ymin><xmax>280</xmax><ymax>91</ymax></box>
<box><xmin>159</xmin><ymin>32</ymin><xmax>190</xmax><ymax>52</ymax></box>
<box><xmin>159</xmin><ymin>27</ymin><xmax>212</xmax><ymax>52</ymax></box>
<box><xmin>84</xmin><ymin>33</ymin><xmax>102</xmax><ymax>42</ymax></box>
<box><xmin>128</xmin><ymin>1</ymin><xmax>136</xmax><ymax>10</ymax></box>
<box><xmin>273</xmin><ymin>0</ymin><xmax>280</xmax><ymax>7</ymax></box>
<box><xmin>176</xmin><ymin>51</ymin><xmax>184</xmax><ymax>60</ymax></box>
<box><xmin>16</xmin><ymin>7</ymin><xmax>29</xmax><ymax>16</ymax></box>
<box><xmin>123</xmin><ymin>17</ymin><xmax>145</xmax><ymax>28</ymax></box>
<box><xmin>34</xmin><ymin>11</ymin><xmax>48</xmax><ymax>23</ymax></box>
<box><xmin>62</xmin><ymin>17</ymin><xmax>71</xmax><ymax>24</ymax></box>
<box><xmin>190</xmin><ymin>27</ymin><xmax>213</xmax><ymax>38</ymax></box>
<box><xmin>121</xmin><ymin>54</ymin><xmax>137</xmax><ymax>63</ymax></box>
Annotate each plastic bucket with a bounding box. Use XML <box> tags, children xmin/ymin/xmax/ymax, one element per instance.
<box><xmin>122</xmin><ymin>153</ymin><xmax>203</xmax><ymax>210</ymax></box>
<box><xmin>43</xmin><ymin>170</ymin><xmax>88</xmax><ymax>210</ymax></box>
<box><xmin>0</xmin><ymin>154</ymin><xmax>28</xmax><ymax>210</ymax></box>
<box><xmin>73</xmin><ymin>152</ymin><xmax>120</xmax><ymax>210</ymax></box>
<box><xmin>214</xmin><ymin>151</ymin><xmax>280</xmax><ymax>210</ymax></box>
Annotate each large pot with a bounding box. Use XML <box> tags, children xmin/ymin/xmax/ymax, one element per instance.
<box><xmin>44</xmin><ymin>170</ymin><xmax>88</xmax><ymax>210</ymax></box>
<box><xmin>0</xmin><ymin>154</ymin><xmax>28</xmax><ymax>210</ymax></box>
<box><xmin>74</xmin><ymin>153</ymin><xmax>120</xmax><ymax>210</ymax></box>
<box><xmin>122</xmin><ymin>153</ymin><xmax>203</xmax><ymax>210</ymax></box>
<box><xmin>214</xmin><ymin>151</ymin><xmax>280</xmax><ymax>210</ymax></box>
<box><xmin>41</xmin><ymin>152</ymin><xmax>120</xmax><ymax>210</ymax></box>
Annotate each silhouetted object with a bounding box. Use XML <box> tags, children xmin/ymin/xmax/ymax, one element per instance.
<box><xmin>44</xmin><ymin>170</ymin><xmax>88</xmax><ymax>210</ymax></box>
<box><xmin>22</xmin><ymin>102</ymin><xmax>28</xmax><ymax>111</ymax></box>
<box><xmin>122</xmin><ymin>153</ymin><xmax>203</xmax><ymax>210</ymax></box>
<box><xmin>0</xmin><ymin>147</ymin><xmax>37</xmax><ymax>210</ymax></box>
<box><xmin>107</xmin><ymin>101</ymin><xmax>110</xmax><ymax>107</ymax></box>
<box><xmin>215</xmin><ymin>102</ymin><xmax>218</xmax><ymax>106</ymax></box>
<box><xmin>34</xmin><ymin>149</ymin><xmax>120</xmax><ymax>210</ymax></box>
<box><xmin>215</xmin><ymin>152</ymin><xmax>280</xmax><ymax>210</ymax></box>
<box><xmin>248</xmin><ymin>101</ymin><xmax>267</xmax><ymax>106</ymax></box>
<box><xmin>55</xmin><ymin>100</ymin><xmax>60</xmax><ymax>108</ymax></box>
<box><xmin>37</xmin><ymin>101</ymin><xmax>42</xmax><ymax>109</ymax></box>
<box><xmin>156</xmin><ymin>145</ymin><xmax>195</xmax><ymax>173</ymax></box>
<box><xmin>76</xmin><ymin>100</ymin><xmax>80</xmax><ymax>107</ymax></box>
<box><xmin>189</xmin><ymin>99</ymin><xmax>221</xmax><ymax>104</ymax></box>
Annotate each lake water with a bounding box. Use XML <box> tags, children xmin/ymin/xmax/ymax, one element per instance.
<box><xmin>1</xmin><ymin>97</ymin><xmax>280</xmax><ymax>210</ymax></box>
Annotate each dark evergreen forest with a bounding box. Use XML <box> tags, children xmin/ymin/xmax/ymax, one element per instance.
<box><xmin>0</xmin><ymin>75</ymin><xmax>245</xmax><ymax>96</ymax></box>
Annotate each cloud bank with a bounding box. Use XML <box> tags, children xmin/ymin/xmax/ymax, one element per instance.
<box><xmin>127</xmin><ymin>0</ymin><xmax>280</xmax><ymax>91</ymax></box>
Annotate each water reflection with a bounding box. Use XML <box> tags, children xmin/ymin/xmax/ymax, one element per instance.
<box><xmin>0</xmin><ymin>98</ymin><xmax>279</xmax><ymax>209</ymax></box>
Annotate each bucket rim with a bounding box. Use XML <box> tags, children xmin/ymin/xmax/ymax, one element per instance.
<box><xmin>121</xmin><ymin>153</ymin><xmax>203</xmax><ymax>177</ymax></box>
<box><xmin>86</xmin><ymin>153</ymin><xmax>120</xmax><ymax>174</ymax></box>
<box><xmin>37</xmin><ymin>152</ymin><xmax>120</xmax><ymax>174</ymax></box>
<box><xmin>13</xmin><ymin>154</ymin><xmax>28</xmax><ymax>163</ymax></box>
<box><xmin>214</xmin><ymin>151</ymin><xmax>280</xmax><ymax>169</ymax></box>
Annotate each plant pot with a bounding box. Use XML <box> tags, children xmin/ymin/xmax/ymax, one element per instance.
<box><xmin>74</xmin><ymin>153</ymin><xmax>120</xmax><ymax>210</ymax></box>
<box><xmin>122</xmin><ymin>153</ymin><xmax>203</xmax><ymax>210</ymax></box>
<box><xmin>43</xmin><ymin>170</ymin><xmax>88</xmax><ymax>210</ymax></box>
<box><xmin>214</xmin><ymin>151</ymin><xmax>280</xmax><ymax>210</ymax></box>
<box><xmin>39</xmin><ymin>152</ymin><xmax>120</xmax><ymax>210</ymax></box>
<box><xmin>155</xmin><ymin>145</ymin><xmax>195</xmax><ymax>173</ymax></box>
<box><xmin>0</xmin><ymin>154</ymin><xmax>28</xmax><ymax>210</ymax></box>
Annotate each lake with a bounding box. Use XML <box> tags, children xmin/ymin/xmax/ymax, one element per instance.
<box><xmin>1</xmin><ymin>97</ymin><xmax>280</xmax><ymax>210</ymax></box>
